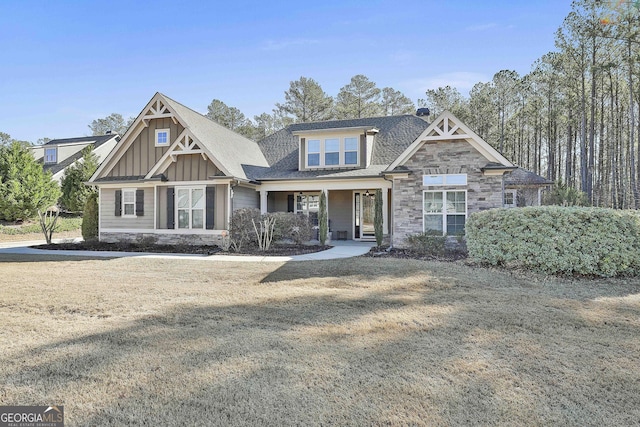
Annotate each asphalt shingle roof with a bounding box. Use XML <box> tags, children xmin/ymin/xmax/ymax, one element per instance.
<box><xmin>255</xmin><ymin>115</ymin><xmax>429</xmax><ymax>180</ymax></box>
<box><xmin>42</xmin><ymin>135</ymin><xmax>120</xmax><ymax>176</ymax></box>
<box><xmin>160</xmin><ymin>94</ymin><xmax>269</xmax><ymax>180</ymax></box>
<box><xmin>505</xmin><ymin>167</ymin><xmax>554</xmax><ymax>186</ymax></box>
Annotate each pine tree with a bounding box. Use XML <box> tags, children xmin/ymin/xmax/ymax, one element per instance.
<box><xmin>59</xmin><ymin>145</ymin><xmax>99</xmax><ymax>213</ymax></box>
<box><xmin>0</xmin><ymin>142</ymin><xmax>60</xmax><ymax>221</ymax></box>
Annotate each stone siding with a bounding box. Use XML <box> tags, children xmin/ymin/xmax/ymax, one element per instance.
<box><xmin>392</xmin><ymin>140</ymin><xmax>504</xmax><ymax>247</ymax></box>
<box><xmin>100</xmin><ymin>232</ymin><xmax>224</xmax><ymax>246</ymax></box>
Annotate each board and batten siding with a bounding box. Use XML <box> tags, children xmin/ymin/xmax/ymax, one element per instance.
<box><xmin>232</xmin><ymin>186</ymin><xmax>259</xmax><ymax>211</ymax></box>
<box><xmin>164</xmin><ymin>154</ymin><xmax>220</xmax><ymax>181</ymax></box>
<box><xmin>107</xmin><ymin>118</ymin><xmax>184</xmax><ymax>177</ymax></box>
<box><xmin>101</xmin><ymin>187</ymin><xmax>154</xmax><ymax>229</ymax></box>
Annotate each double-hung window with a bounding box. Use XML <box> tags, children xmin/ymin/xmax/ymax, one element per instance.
<box><xmin>122</xmin><ymin>189</ymin><xmax>136</xmax><ymax>217</ymax></box>
<box><xmin>44</xmin><ymin>148</ymin><xmax>57</xmax><ymax>164</ymax></box>
<box><xmin>305</xmin><ymin>136</ymin><xmax>359</xmax><ymax>168</ymax></box>
<box><xmin>307</xmin><ymin>140</ymin><xmax>321</xmax><ymax>167</ymax></box>
<box><xmin>424</xmin><ymin>191</ymin><xmax>466</xmax><ymax>235</ymax></box>
<box><xmin>344</xmin><ymin>137</ymin><xmax>358</xmax><ymax>165</ymax></box>
<box><xmin>177</xmin><ymin>187</ymin><xmax>205</xmax><ymax>229</ymax></box>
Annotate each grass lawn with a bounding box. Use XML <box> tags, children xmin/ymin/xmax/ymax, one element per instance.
<box><xmin>0</xmin><ymin>255</ymin><xmax>639</xmax><ymax>426</ymax></box>
<box><xmin>0</xmin><ymin>217</ymin><xmax>82</xmax><ymax>242</ymax></box>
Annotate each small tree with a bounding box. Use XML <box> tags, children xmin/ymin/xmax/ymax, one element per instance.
<box><xmin>252</xmin><ymin>214</ymin><xmax>276</xmax><ymax>251</ymax></box>
<box><xmin>0</xmin><ymin>142</ymin><xmax>60</xmax><ymax>221</ymax></box>
<box><xmin>318</xmin><ymin>191</ymin><xmax>328</xmax><ymax>245</ymax></box>
<box><xmin>60</xmin><ymin>145</ymin><xmax>99</xmax><ymax>213</ymax></box>
<box><xmin>374</xmin><ymin>189</ymin><xmax>383</xmax><ymax>247</ymax></box>
<box><xmin>38</xmin><ymin>207</ymin><xmax>60</xmax><ymax>244</ymax></box>
<box><xmin>82</xmin><ymin>192</ymin><xmax>99</xmax><ymax>241</ymax></box>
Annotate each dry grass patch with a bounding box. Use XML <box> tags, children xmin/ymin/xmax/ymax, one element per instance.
<box><xmin>0</xmin><ymin>255</ymin><xmax>639</xmax><ymax>426</ymax></box>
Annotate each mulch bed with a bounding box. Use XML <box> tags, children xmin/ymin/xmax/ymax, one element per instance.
<box><xmin>364</xmin><ymin>246</ymin><xmax>468</xmax><ymax>262</ymax></box>
<box><xmin>32</xmin><ymin>241</ymin><xmax>331</xmax><ymax>256</ymax></box>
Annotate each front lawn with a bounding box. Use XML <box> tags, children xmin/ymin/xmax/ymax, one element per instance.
<box><xmin>0</xmin><ymin>256</ymin><xmax>638</xmax><ymax>426</ymax></box>
<box><xmin>0</xmin><ymin>216</ymin><xmax>82</xmax><ymax>242</ymax></box>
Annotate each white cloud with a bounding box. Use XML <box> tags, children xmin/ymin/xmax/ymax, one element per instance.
<box><xmin>261</xmin><ymin>38</ymin><xmax>320</xmax><ymax>51</ymax></box>
<box><xmin>465</xmin><ymin>22</ymin><xmax>497</xmax><ymax>31</ymax></box>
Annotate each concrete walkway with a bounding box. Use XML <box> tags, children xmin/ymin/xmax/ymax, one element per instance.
<box><xmin>0</xmin><ymin>239</ymin><xmax>376</xmax><ymax>262</ymax></box>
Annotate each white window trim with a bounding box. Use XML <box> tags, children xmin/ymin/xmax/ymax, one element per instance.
<box><xmin>423</xmin><ymin>190</ymin><xmax>467</xmax><ymax>236</ymax></box>
<box><xmin>44</xmin><ymin>147</ymin><xmax>57</xmax><ymax>164</ymax></box>
<box><xmin>175</xmin><ymin>186</ymin><xmax>206</xmax><ymax>230</ymax></box>
<box><xmin>122</xmin><ymin>188</ymin><xmax>137</xmax><ymax>218</ymax></box>
<box><xmin>306</xmin><ymin>137</ymin><xmax>360</xmax><ymax>168</ymax></box>
<box><xmin>422</xmin><ymin>174</ymin><xmax>467</xmax><ymax>186</ymax></box>
<box><xmin>155</xmin><ymin>128</ymin><xmax>170</xmax><ymax>147</ymax></box>
<box><xmin>504</xmin><ymin>189</ymin><xmax>517</xmax><ymax>208</ymax></box>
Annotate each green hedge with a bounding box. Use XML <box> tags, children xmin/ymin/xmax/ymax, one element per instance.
<box><xmin>466</xmin><ymin>206</ymin><xmax>640</xmax><ymax>277</ymax></box>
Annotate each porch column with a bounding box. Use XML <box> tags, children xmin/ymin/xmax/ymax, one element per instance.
<box><xmin>260</xmin><ymin>190</ymin><xmax>268</xmax><ymax>214</ymax></box>
<box><xmin>382</xmin><ymin>188</ymin><xmax>388</xmax><ymax>234</ymax></box>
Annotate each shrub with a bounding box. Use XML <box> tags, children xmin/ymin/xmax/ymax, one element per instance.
<box><xmin>271</xmin><ymin>212</ymin><xmax>313</xmax><ymax>244</ymax></box>
<box><xmin>404</xmin><ymin>231</ymin><xmax>447</xmax><ymax>256</ymax></box>
<box><xmin>374</xmin><ymin>189</ymin><xmax>383</xmax><ymax>247</ymax></box>
<box><xmin>467</xmin><ymin>206</ymin><xmax>640</xmax><ymax>277</ymax></box>
<box><xmin>543</xmin><ymin>180</ymin><xmax>590</xmax><ymax>206</ymax></box>
<box><xmin>81</xmin><ymin>193</ymin><xmax>99</xmax><ymax>241</ymax></box>
<box><xmin>319</xmin><ymin>191</ymin><xmax>328</xmax><ymax>245</ymax></box>
<box><xmin>229</xmin><ymin>208</ymin><xmax>261</xmax><ymax>252</ymax></box>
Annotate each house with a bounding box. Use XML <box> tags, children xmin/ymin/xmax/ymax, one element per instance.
<box><xmin>31</xmin><ymin>134</ymin><xmax>120</xmax><ymax>183</ymax></box>
<box><xmin>503</xmin><ymin>167</ymin><xmax>553</xmax><ymax>207</ymax></box>
<box><xmin>89</xmin><ymin>92</ymin><xmax>543</xmax><ymax>247</ymax></box>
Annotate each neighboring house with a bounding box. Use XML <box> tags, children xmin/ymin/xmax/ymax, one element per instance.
<box><xmin>503</xmin><ymin>168</ymin><xmax>554</xmax><ymax>207</ymax></box>
<box><xmin>88</xmin><ymin>92</ymin><xmax>543</xmax><ymax>247</ymax></box>
<box><xmin>31</xmin><ymin>134</ymin><xmax>120</xmax><ymax>183</ymax></box>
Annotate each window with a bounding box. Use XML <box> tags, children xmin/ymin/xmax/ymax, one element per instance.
<box><xmin>44</xmin><ymin>148</ymin><xmax>57</xmax><ymax>164</ymax></box>
<box><xmin>296</xmin><ymin>193</ymin><xmax>320</xmax><ymax>226</ymax></box>
<box><xmin>177</xmin><ymin>187</ymin><xmax>205</xmax><ymax>229</ymax></box>
<box><xmin>307</xmin><ymin>139</ymin><xmax>320</xmax><ymax>166</ymax></box>
<box><xmin>155</xmin><ymin>128</ymin><xmax>170</xmax><ymax>146</ymax></box>
<box><xmin>122</xmin><ymin>189</ymin><xmax>136</xmax><ymax>216</ymax></box>
<box><xmin>504</xmin><ymin>190</ymin><xmax>516</xmax><ymax>207</ymax></box>
<box><xmin>305</xmin><ymin>136</ymin><xmax>359</xmax><ymax>168</ymax></box>
<box><xmin>422</xmin><ymin>174</ymin><xmax>467</xmax><ymax>186</ymax></box>
<box><xmin>424</xmin><ymin>191</ymin><xmax>466</xmax><ymax>235</ymax></box>
<box><xmin>344</xmin><ymin>137</ymin><xmax>358</xmax><ymax>165</ymax></box>
<box><xmin>325</xmin><ymin>138</ymin><xmax>340</xmax><ymax>165</ymax></box>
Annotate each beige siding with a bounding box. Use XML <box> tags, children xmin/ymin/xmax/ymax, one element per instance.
<box><xmin>233</xmin><ymin>186</ymin><xmax>259</xmax><ymax>210</ymax></box>
<box><xmin>164</xmin><ymin>154</ymin><xmax>220</xmax><ymax>181</ymax></box>
<box><xmin>328</xmin><ymin>190</ymin><xmax>352</xmax><ymax>240</ymax></box>
<box><xmin>268</xmin><ymin>192</ymin><xmax>291</xmax><ymax>212</ymax></box>
<box><xmin>100</xmin><ymin>187</ymin><xmax>154</xmax><ymax>229</ymax></box>
<box><xmin>108</xmin><ymin>118</ymin><xmax>184</xmax><ymax>177</ymax></box>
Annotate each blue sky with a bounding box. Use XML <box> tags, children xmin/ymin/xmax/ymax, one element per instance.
<box><xmin>0</xmin><ymin>0</ymin><xmax>572</xmax><ymax>142</ymax></box>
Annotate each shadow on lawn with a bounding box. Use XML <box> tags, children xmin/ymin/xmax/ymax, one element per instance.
<box><xmin>2</xmin><ymin>261</ymin><xmax>640</xmax><ymax>425</ymax></box>
<box><xmin>0</xmin><ymin>253</ymin><xmax>117</xmax><ymax>263</ymax></box>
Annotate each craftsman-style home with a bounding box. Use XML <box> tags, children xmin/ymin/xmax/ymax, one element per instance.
<box><xmin>89</xmin><ymin>92</ymin><xmax>546</xmax><ymax>247</ymax></box>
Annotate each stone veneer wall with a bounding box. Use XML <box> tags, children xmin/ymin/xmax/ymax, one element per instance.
<box><xmin>100</xmin><ymin>232</ymin><xmax>224</xmax><ymax>246</ymax></box>
<box><xmin>392</xmin><ymin>140</ymin><xmax>504</xmax><ymax>247</ymax></box>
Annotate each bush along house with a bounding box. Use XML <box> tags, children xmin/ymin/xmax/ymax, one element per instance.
<box><xmin>89</xmin><ymin>93</ymin><xmax>549</xmax><ymax>247</ymax></box>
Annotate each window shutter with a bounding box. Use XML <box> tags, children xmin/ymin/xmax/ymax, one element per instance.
<box><xmin>287</xmin><ymin>194</ymin><xmax>294</xmax><ymax>213</ymax></box>
<box><xmin>136</xmin><ymin>190</ymin><xmax>144</xmax><ymax>216</ymax></box>
<box><xmin>167</xmin><ymin>187</ymin><xmax>175</xmax><ymax>229</ymax></box>
<box><xmin>115</xmin><ymin>190</ymin><xmax>122</xmax><ymax>217</ymax></box>
<box><xmin>206</xmin><ymin>186</ymin><xmax>216</xmax><ymax>230</ymax></box>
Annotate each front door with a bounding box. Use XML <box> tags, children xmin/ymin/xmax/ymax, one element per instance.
<box><xmin>354</xmin><ymin>191</ymin><xmax>375</xmax><ymax>240</ymax></box>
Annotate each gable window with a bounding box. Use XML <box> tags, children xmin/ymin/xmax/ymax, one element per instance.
<box><xmin>307</xmin><ymin>140</ymin><xmax>320</xmax><ymax>167</ymax></box>
<box><xmin>344</xmin><ymin>137</ymin><xmax>358</xmax><ymax>165</ymax></box>
<box><xmin>177</xmin><ymin>187</ymin><xmax>205</xmax><ymax>229</ymax></box>
<box><xmin>424</xmin><ymin>190</ymin><xmax>466</xmax><ymax>235</ymax></box>
<box><xmin>155</xmin><ymin>128</ymin><xmax>170</xmax><ymax>147</ymax></box>
<box><xmin>44</xmin><ymin>148</ymin><xmax>57</xmax><ymax>164</ymax></box>
<box><xmin>305</xmin><ymin>136</ymin><xmax>360</xmax><ymax>168</ymax></box>
<box><xmin>122</xmin><ymin>189</ymin><xmax>136</xmax><ymax>216</ymax></box>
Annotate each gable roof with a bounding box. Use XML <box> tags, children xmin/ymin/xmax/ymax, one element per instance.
<box><xmin>91</xmin><ymin>93</ymin><xmax>268</xmax><ymax>182</ymax></box>
<box><xmin>387</xmin><ymin>110</ymin><xmax>514</xmax><ymax>172</ymax></box>
<box><xmin>505</xmin><ymin>167</ymin><xmax>553</xmax><ymax>187</ymax></box>
<box><xmin>42</xmin><ymin>134</ymin><xmax>117</xmax><ymax>147</ymax></box>
<box><xmin>255</xmin><ymin>115</ymin><xmax>430</xmax><ymax>180</ymax></box>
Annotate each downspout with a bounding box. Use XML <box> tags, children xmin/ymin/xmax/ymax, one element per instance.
<box><xmin>382</xmin><ymin>174</ymin><xmax>394</xmax><ymax>250</ymax></box>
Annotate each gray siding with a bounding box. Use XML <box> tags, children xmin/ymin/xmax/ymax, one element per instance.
<box><xmin>392</xmin><ymin>140</ymin><xmax>504</xmax><ymax>246</ymax></box>
<box><xmin>164</xmin><ymin>154</ymin><xmax>221</xmax><ymax>181</ymax></box>
<box><xmin>268</xmin><ymin>192</ymin><xmax>290</xmax><ymax>212</ymax></box>
<box><xmin>233</xmin><ymin>186</ymin><xmax>259</xmax><ymax>211</ymax></box>
<box><xmin>155</xmin><ymin>184</ymin><xmax>228</xmax><ymax>230</ymax></box>
<box><xmin>328</xmin><ymin>190</ymin><xmax>352</xmax><ymax>240</ymax></box>
<box><xmin>107</xmin><ymin>118</ymin><xmax>183</xmax><ymax>177</ymax></box>
<box><xmin>101</xmin><ymin>187</ymin><xmax>154</xmax><ymax>229</ymax></box>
